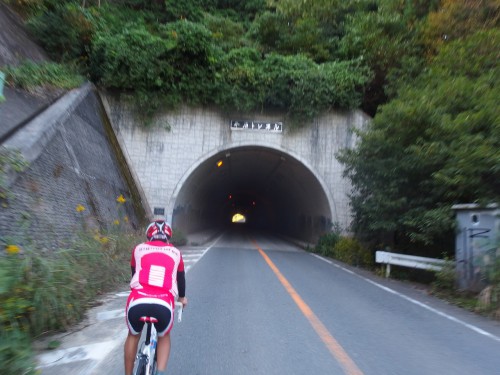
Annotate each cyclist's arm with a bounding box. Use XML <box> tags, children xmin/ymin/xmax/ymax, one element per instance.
<box><xmin>177</xmin><ymin>270</ymin><xmax>185</xmax><ymax>298</ymax></box>
<box><xmin>177</xmin><ymin>254</ymin><xmax>187</xmax><ymax>306</ymax></box>
<box><xmin>130</xmin><ymin>244</ymin><xmax>138</xmax><ymax>277</ymax></box>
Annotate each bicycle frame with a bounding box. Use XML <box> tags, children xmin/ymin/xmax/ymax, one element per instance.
<box><xmin>134</xmin><ymin>304</ymin><xmax>183</xmax><ymax>375</ymax></box>
<box><xmin>135</xmin><ymin>317</ymin><xmax>158</xmax><ymax>375</ymax></box>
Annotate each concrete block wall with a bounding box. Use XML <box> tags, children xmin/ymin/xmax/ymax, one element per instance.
<box><xmin>1</xmin><ymin>84</ymin><xmax>146</xmax><ymax>248</ymax></box>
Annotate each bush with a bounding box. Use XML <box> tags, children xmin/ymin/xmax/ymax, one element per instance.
<box><xmin>314</xmin><ymin>229</ymin><xmax>341</xmax><ymax>257</ymax></box>
<box><xmin>0</xmin><ymin>328</ymin><xmax>37</xmax><ymax>375</ymax></box>
<box><xmin>89</xmin><ymin>23</ymin><xmax>176</xmax><ymax>91</ymax></box>
<box><xmin>0</xmin><ymin>252</ymin><xmax>37</xmax><ymax>374</ymax></box>
<box><xmin>0</xmin><ymin>229</ymin><xmax>141</xmax><ymax>374</ymax></box>
<box><xmin>333</xmin><ymin>237</ymin><xmax>373</xmax><ymax>267</ymax></box>
<box><xmin>431</xmin><ymin>259</ymin><xmax>456</xmax><ymax>291</ymax></box>
<box><xmin>27</xmin><ymin>3</ymin><xmax>95</xmax><ymax>61</ymax></box>
<box><xmin>4</xmin><ymin>60</ymin><xmax>84</xmax><ymax>91</ymax></box>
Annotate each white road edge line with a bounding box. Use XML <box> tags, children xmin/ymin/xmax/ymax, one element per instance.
<box><xmin>311</xmin><ymin>253</ymin><xmax>500</xmax><ymax>343</ymax></box>
<box><xmin>185</xmin><ymin>233</ymin><xmax>223</xmax><ymax>274</ymax></box>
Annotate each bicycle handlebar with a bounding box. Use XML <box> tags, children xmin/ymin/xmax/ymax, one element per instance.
<box><xmin>175</xmin><ymin>301</ymin><xmax>183</xmax><ymax>322</ymax></box>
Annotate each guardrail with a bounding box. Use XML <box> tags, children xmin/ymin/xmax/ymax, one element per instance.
<box><xmin>375</xmin><ymin>251</ymin><xmax>448</xmax><ymax>278</ymax></box>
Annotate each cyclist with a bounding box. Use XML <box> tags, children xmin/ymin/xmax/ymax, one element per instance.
<box><xmin>124</xmin><ymin>220</ymin><xmax>188</xmax><ymax>375</ymax></box>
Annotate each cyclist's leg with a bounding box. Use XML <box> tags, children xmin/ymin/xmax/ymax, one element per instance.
<box><xmin>125</xmin><ymin>293</ymin><xmax>147</xmax><ymax>375</ymax></box>
<box><xmin>156</xmin><ymin>333</ymin><xmax>171</xmax><ymax>373</ymax></box>
<box><xmin>149</xmin><ymin>298</ymin><xmax>173</xmax><ymax>374</ymax></box>
<box><xmin>124</xmin><ymin>331</ymin><xmax>141</xmax><ymax>375</ymax></box>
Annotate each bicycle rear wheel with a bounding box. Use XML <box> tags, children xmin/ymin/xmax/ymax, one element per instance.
<box><xmin>134</xmin><ymin>355</ymin><xmax>147</xmax><ymax>375</ymax></box>
<box><xmin>151</xmin><ymin>349</ymin><xmax>158</xmax><ymax>375</ymax></box>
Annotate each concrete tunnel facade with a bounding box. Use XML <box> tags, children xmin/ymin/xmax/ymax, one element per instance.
<box><xmin>101</xmin><ymin>96</ymin><xmax>371</xmax><ymax>243</ymax></box>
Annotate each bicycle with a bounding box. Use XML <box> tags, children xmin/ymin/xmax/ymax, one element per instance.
<box><xmin>133</xmin><ymin>302</ymin><xmax>184</xmax><ymax>375</ymax></box>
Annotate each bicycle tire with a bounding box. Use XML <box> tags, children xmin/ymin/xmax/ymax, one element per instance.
<box><xmin>146</xmin><ymin>348</ymin><xmax>157</xmax><ymax>375</ymax></box>
<box><xmin>134</xmin><ymin>355</ymin><xmax>147</xmax><ymax>375</ymax></box>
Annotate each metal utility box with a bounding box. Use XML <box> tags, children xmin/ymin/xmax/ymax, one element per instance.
<box><xmin>452</xmin><ymin>203</ymin><xmax>499</xmax><ymax>291</ymax></box>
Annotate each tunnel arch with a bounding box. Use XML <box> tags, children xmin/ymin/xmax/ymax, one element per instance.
<box><xmin>168</xmin><ymin>143</ymin><xmax>334</xmax><ymax>243</ymax></box>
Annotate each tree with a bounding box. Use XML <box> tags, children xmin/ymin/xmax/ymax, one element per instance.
<box><xmin>421</xmin><ymin>0</ymin><xmax>500</xmax><ymax>57</ymax></box>
<box><xmin>337</xmin><ymin>29</ymin><xmax>499</xmax><ymax>254</ymax></box>
<box><xmin>338</xmin><ymin>0</ymin><xmax>428</xmax><ymax>116</ymax></box>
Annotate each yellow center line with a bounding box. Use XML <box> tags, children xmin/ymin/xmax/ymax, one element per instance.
<box><xmin>252</xmin><ymin>240</ymin><xmax>364</xmax><ymax>375</ymax></box>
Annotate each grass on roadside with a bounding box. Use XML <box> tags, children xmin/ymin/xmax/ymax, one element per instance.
<box><xmin>0</xmin><ymin>229</ymin><xmax>142</xmax><ymax>375</ymax></box>
<box><xmin>3</xmin><ymin>60</ymin><xmax>85</xmax><ymax>92</ymax></box>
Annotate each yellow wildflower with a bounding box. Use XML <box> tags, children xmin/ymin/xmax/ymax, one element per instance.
<box><xmin>124</xmin><ymin>216</ymin><xmax>129</xmax><ymax>222</ymax></box>
<box><xmin>113</xmin><ymin>220</ymin><xmax>120</xmax><ymax>225</ymax></box>
<box><xmin>5</xmin><ymin>245</ymin><xmax>20</xmax><ymax>254</ymax></box>
<box><xmin>116</xmin><ymin>194</ymin><xmax>126</xmax><ymax>204</ymax></box>
<box><xmin>76</xmin><ymin>204</ymin><xmax>85</xmax><ymax>212</ymax></box>
<box><xmin>99</xmin><ymin>237</ymin><xmax>109</xmax><ymax>244</ymax></box>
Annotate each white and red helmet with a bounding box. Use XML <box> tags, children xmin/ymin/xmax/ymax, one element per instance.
<box><xmin>146</xmin><ymin>220</ymin><xmax>172</xmax><ymax>241</ymax></box>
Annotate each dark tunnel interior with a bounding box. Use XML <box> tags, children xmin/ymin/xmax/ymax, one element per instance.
<box><xmin>172</xmin><ymin>146</ymin><xmax>332</xmax><ymax>243</ymax></box>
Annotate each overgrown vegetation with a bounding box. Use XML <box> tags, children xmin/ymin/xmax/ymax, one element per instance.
<box><xmin>0</xmin><ymin>230</ymin><xmax>141</xmax><ymax>374</ymax></box>
<box><xmin>3</xmin><ymin>0</ymin><xmax>374</xmax><ymax>126</ymax></box>
<box><xmin>337</xmin><ymin>28</ymin><xmax>499</xmax><ymax>256</ymax></box>
<box><xmin>313</xmin><ymin>227</ymin><xmax>373</xmax><ymax>269</ymax></box>
<box><xmin>3</xmin><ymin>60</ymin><xmax>84</xmax><ymax>92</ymax></box>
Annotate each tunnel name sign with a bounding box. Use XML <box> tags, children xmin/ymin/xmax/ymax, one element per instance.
<box><xmin>231</xmin><ymin>120</ymin><xmax>283</xmax><ymax>133</ymax></box>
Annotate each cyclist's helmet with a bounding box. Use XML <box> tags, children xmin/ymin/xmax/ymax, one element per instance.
<box><xmin>146</xmin><ymin>220</ymin><xmax>172</xmax><ymax>241</ymax></box>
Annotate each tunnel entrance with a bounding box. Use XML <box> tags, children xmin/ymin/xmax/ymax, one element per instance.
<box><xmin>171</xmin><ymin>145</ymin><xmax>332</xmax><ymax>243</ymax></box>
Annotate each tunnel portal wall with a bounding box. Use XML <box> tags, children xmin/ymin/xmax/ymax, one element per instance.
<box><xmin>101</xmin><ymin>94</ymin><xmax>371</xmax><ymax>239</ymax></box>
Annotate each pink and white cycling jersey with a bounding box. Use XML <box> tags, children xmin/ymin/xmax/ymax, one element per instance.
<box><xmin>130</xmin><ymin>240</ymin><xmax>184</xmax><ymax>297</ymax></box>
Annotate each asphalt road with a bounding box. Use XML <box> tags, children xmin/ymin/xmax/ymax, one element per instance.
<box><xmin>35</xmin><ymin>229</ymin><xmax>500</xmax><ymax>375</ymax></box>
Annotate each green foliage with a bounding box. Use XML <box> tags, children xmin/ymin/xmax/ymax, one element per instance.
<box><xmin>163</xmin><ymin>0</ymin><xmax>204</xmax><ymax>22</ymax></box>
<box><xmin>432</xmin><ymin>259</ymin><xmax>457</xmax><ymax>292</ymax></box>
<box><xmin>337</xmin><ymin>29</ymin><xmax>500</xmax><ymax>253</ymax></box>
<box><xmin>215</xmin><ymin>51</ymin><xmax>371</xmax><ymax>127</ymax></box>
<box><xmin>0</xmin><ymin>228</ymin><xmax>141</xmax><ymax>374</ymax></box>
<box><xmin>339</xmin><ymin>2</ymin><xmax>425</xmax><ymax>114</ymax></box>
<box><xmin>314</xmin><ymin>229</ymin><xmax>373</xmax><ymax>268</ymax></box>
<box><xmin>205</xmin><ymin>0</ymin><xmax>267</xmax><ymax>23</ymax></box>
<box><xmin>9</xmin><ymin>0</ymin><xmax>377</xmax><ymax>123</ymax></box>
<box><xmin>0</xmin><ymin>327</ymin><xmax>37</xmax><ymax>375</ymax></box>
<box><xmin>203</xmin><ymin>13</ymin><xmax>247</xmax><ymax>52</ymax></box>
<box><xmin>89</xmin><ymin>23</ymin><xmax>176</xmax><ymax>91</ymax></box>
<box><xmin>315</xmin><ymin>229</ymin><xmax>341</xmax><ymax>257</ymax></box>
<box><xmin>285</xmin><ymin>58</ymin><xmax>372</xmax><ymax>124</ymax></box>
<box><xmin>4</xmin><ymin>60</ymin><xmax>85</xmax><ymax>91</ymax></box>
<box><xmin>0</xmin><ymin>253</ymin><xmax>36</xmax><ymax>375</ymax></box>
<box><xmin>422</xmin><ymin>0</ymin><xmax>500</xmax><ymax>56</ymax></box>
<box><xmin>158</xmin><ymin>21</ymin><xmax>219</xmax><ymax>104</ymax></box>
<box><xmin>333</xmin><ymin>237</ymin><xmax>373</xmax><ymax>267</ymax></box>
<box><xmin>249</xmin><ymin>11</ymin><xmax>333</xmax><ymax>62</ymax></box>
<box><xmin>213</xmin><ymin>47</ymin><xmax>265</xmax><ymax>112</ymax></box>
<box><xmin>0</xmin><ymin>147</ymin><xmax>28</xmax><ymax>205</ymax></box>
<box><xmin>89</xmin><ymin>20</ymin><xmax>218</xmax><ymax>116</ymax></box>
<box><xmin>27</xmin><ymin>3</ymin><xmax>96</xmax><ymax>61</ymax></box>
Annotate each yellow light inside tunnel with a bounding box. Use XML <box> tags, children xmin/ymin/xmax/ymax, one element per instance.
<box><xmin>217</xmin><ymin>160</ymin><xmax>223</xmax><ymax>167</ymax></box>
<box><xmin>232</xmin><ymin>213</ymin><xmax>246</xmax><ymax>223</ymax></box>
